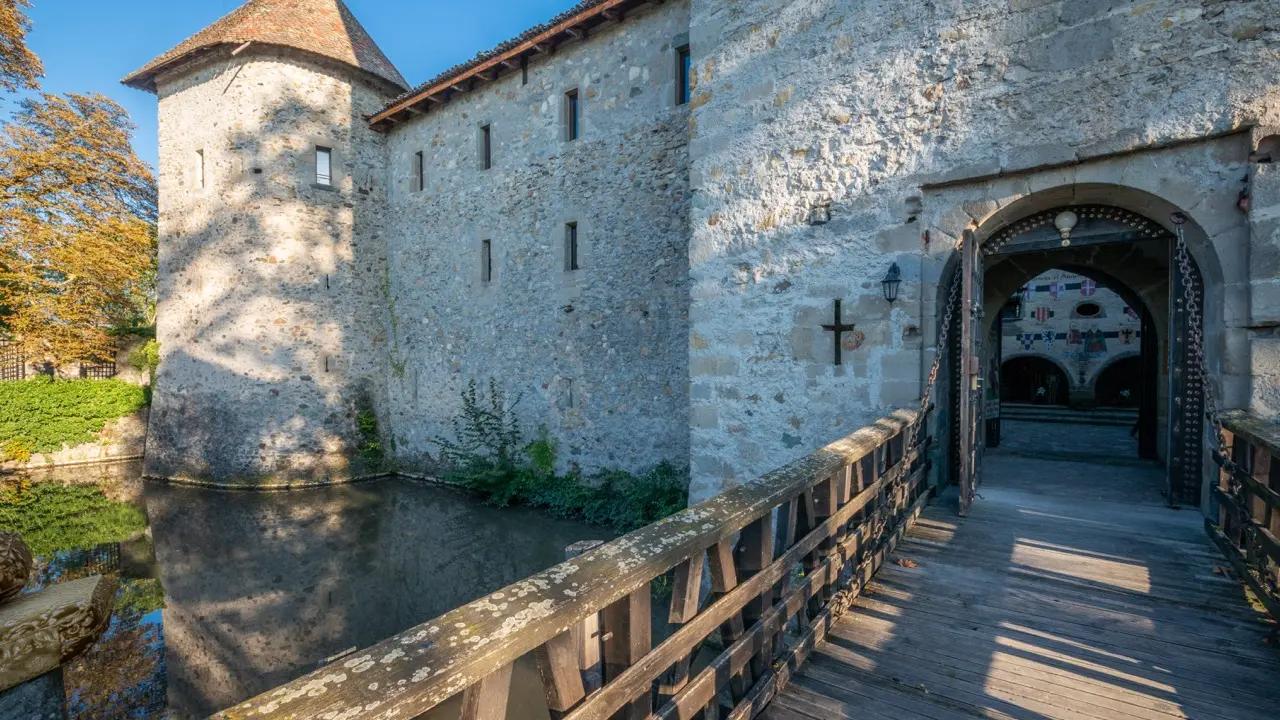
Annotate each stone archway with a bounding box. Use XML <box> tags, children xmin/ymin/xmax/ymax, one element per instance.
<box><xmin>926</xmin><ymin>173</ymin><xmax>1239</xmax><ymax>507</ymax></box>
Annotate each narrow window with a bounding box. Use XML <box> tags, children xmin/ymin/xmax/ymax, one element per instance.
<box><xmin>316</xmin><ymin>146</ymin><xmax>332</xmax><ymax>185</ymax></box>
<box><xmin>481</xmin><ymin>240</ymin><xmax>492</xmax><ymax>282</ymax></box>
<box><xmin>480</xmin><ymin>125</ymin><xmax>492</xmax><ymax>170</ymax></box>
<box><xmin>677</xmin><ymin>46</ymin><xmax>692</xmax><ymax>105</ymax></box>
<box><xmin>413</xmin><ymin>150</ymin><xmax>424</xmax><ymax>192</ymax></box>
<box><xmin>565</xmin><ymin>89</ymin><xmax>580</xmax><ymax>141</ymax></box>
<box><xmin>196</xmin><ymin>149</ymin><xmax>205</xmax><ymax>189</ymax></box>
<box><xmin>521</xmin><ymin>56</ymin><xmax>529</xmax><ymax>86</ymax></box>
<box><xmin>565</xmin><ymin>222</ymin><xmax>579</xmax><ymax>271</ymax></box>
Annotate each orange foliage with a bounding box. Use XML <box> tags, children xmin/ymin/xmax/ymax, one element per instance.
<box><xmin>0</xmin><ymin>93</ymin><xmax>157</xmax><ymax>365</ymax></box>
<box><xmin>0</xmin><ymin>0</ymin><xmax>42</xmax><ymax>93</ymax></box>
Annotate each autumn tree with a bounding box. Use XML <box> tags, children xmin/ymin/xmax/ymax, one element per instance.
<box><xmin>0</xmin><ymin>92</ymin><xmax>157</xmax><ymax>365</ymax></box>
<box><xmin>0</xmin><ymin>0</ymin><xmax>41</xmax><ymax>94</ymax></box>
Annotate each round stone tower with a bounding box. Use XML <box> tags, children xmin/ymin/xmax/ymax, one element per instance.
<box><xmin>123</xmin><ymin>0</ymin><xmax>407</xmax><ymax>485</ymax></box>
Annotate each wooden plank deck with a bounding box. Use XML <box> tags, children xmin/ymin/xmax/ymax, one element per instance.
<box><xmin>762</xmin><ymin>446</ymin><xmax>1280</xmax><ymax>720</ymax></box>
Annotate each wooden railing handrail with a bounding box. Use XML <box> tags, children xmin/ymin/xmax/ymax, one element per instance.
<box><xmin>216</xmin><ymin>408</ymin><xmax>924</xmax><ymax>720</ymax></box>
<box><xmin>1208</xmin><ymin>409</ymin><xmax>1280</xmax><ymax>624</ymax></box>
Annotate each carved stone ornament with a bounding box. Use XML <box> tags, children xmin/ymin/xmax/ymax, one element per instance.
<box><xmin>0</xmin><ymin>533</ymin><xmax>33</xmax><ymax>604</ymax></box>
<box><xmin>0</xmin><ymin>574</ymin><xmax>116</xmax><ymax>692</ymax></box>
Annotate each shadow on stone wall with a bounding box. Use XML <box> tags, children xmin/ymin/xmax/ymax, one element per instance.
<box><xmin>146</xmin><ymin>71</ymin><xmax>390</xmax><ymax>487</ymax></box>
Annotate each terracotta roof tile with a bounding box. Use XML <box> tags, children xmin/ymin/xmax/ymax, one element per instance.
<box><xmin>122</xmin><ymin>0</ymin><xmax>407</xmax><ymax>92</ymax></box>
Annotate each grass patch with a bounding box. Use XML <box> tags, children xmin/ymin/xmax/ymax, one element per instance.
<box><xmin>0</xmin><ymin>376</ymin><xmax>149</xmax><ymax>461</ymax></box>
<box><xmin>434</xmin><ymin>380</ymin><xmax>688</xmax><ymax>533</ymax></box>
<box><xmin>0</xmin><ymin>482</ymin><xmax>148</xmax><ymax>557</ymax></box>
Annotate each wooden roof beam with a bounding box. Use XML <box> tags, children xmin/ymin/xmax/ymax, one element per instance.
<box><xmin>369</xmin><ymin>0</ymin><xmax>636</xmax><ymax>127</ymax></box>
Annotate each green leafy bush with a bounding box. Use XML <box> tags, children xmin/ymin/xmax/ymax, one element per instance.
<box><xmin>357</xmin><ymin>410</ymin><xmax>385</xmax><ymax>467</ymax></box>
<box><xmin>128</xmin><ymin>339</ymin><xmax>160</xmax><ymax>382</ymax></box>
<box><xmin>0</xmin><ymin>377</ymin><xmax>149</xmax><ymax>460</ymax></box>
<box><xmin>433</xmin><ymin>380</ymin><xmax>688</xmax><ymax>532</ymax></box>
<box><xmin>0</xmin><ymin>482</ymin><xmax>148</xmax><ymax>556</ymax></box>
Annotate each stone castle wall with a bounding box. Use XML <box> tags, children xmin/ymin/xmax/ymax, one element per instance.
<box><xmin>143</xmin><ymin>0</ymin><xmax>1280</xmax><ymax>498</ymax></box>
<box><xmin>685</xmin><ymin>0</ymin><xmax>1279</xmax><ymax>501</ymax></box>
<box><xmin>380</xmin><ymin>0</ymin><xmax>692</xmax><ymax>474</ymax></box>
<box><xmin>148</xmin><ymin>48</ymin><xmax>396</xmax><ymax>485</ymax></box>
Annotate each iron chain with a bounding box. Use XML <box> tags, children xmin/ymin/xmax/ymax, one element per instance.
<box><xmin>907</xmin><ymin>242</ymin><xmax>962</xmax><ymax>451</ymax></box>
<box><xmin>1173</xmin><ymin>215</ymin><xmax>1233</xmax><ymax>477</ymax></box>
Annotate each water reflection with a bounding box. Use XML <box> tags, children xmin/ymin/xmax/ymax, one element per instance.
<box><xmin>12</xmin><ymin>461</ymin><xmax>607</xmax><ymax>719</ymax></box>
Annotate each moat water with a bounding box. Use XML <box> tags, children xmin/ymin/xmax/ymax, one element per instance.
<box><xmin>13</xmin><ymin>460</ymin><xmax>607</xmax><ymax>719</ymax></box>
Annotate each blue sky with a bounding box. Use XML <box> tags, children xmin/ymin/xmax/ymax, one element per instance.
<box><xmin>8</xmin><ymin>0</ymin><xmax>583</xmax><ymax>170</ymax></box>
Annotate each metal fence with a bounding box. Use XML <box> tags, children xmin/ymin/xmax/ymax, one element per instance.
<box><xmin>0</xmin><ymin>341</ymin><xmax>23</xmax><ymax>381</ymax></box>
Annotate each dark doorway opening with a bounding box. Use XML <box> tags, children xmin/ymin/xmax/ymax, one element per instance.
<box><xmin>1000</xmin><ymin>357</ymin><xmax>1068</xmax><ymax>406</ymax></box>
<box><xmin>1095</xmin><ymin>356</ymin><xmax>1142</xmax><ymax>408</ymax></box>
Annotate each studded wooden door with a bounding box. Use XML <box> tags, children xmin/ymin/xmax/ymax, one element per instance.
<box><xmin>1167</xmin><ymin>244</ymin><xmax>1206</xmax><ymax>506</ymax></box>
<box><xmin>958</xmin><ymin>229</ymin><xmax>985</xmax><ymax>516</ymax></box>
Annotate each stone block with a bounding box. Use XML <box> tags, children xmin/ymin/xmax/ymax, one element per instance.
<box><xmin>1021</xmin><ymin>19</ymin><xmax>1117</xmax><ymax>72</ymax></box>
<box><xmin>692</xmin><ymin>405</ymin><xmax>719</xmax><ymax>429</ymax></box>
<box><xmin>879</xmin><ymin>380</ymin><xmax>922</xmax><ymax>409</ymax></box>
<box><xmin>1249</xmin><ymin>279</ymin><xmax>1280</xmax><ymax>326</ymax></box>
<box><xmin>691</xmin><ymin>355</ymin><xmax>739</xmax><ymax>377</ymax></box>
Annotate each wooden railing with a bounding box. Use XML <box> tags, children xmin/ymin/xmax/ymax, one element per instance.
<box><xmin>1209</xmin><ymin>410</ymin><xmax>1280</xmax><ymax>623</ymax></box>
<box><xmin>216</xmin><ymin>408</ymin><xmax>932</xmax><ymax>720</ymax></box>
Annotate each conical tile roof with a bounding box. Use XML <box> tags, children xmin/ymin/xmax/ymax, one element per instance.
<box><xmin>123</xmin><ymin>0</ymin><xmax>406</xmax><ymax>92</ymax></box>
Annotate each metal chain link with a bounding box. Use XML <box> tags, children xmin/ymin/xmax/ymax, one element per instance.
<box><xmin>1176</xmin><ymin>215</ymin><xmax>1278</xmax><ymax>598</ymax></box>
<box><xmin>908</xmin><ymin>239</ymin><xmax>963</xmax><ymax>451</ymax></box>
<box><xmin>1172</xmin><ymin>214</ymin><xmax>1233</xmax><ymax>475</ymax></box>
<box><xmin>870</xmin><ymin>236</ymin><xmax>963</xmax><ymax>552</ymax></box>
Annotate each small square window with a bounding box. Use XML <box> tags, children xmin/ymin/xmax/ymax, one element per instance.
<box><xmin>413</xmin><ymin>150</ymin><xmax>424</xmax><ymax>192</ymax></box>
<box><xmin>565</xmin><ymin>223</ymin><xmax>579</xmax><ymax>271</ymax></box>
<box><xmin>565</xmin><ymin>89</ymin><xmax>580</xmax><ymax>142</ymax></box>
<box><xmin>316</xmin><ymin>146</ymin><xmax>332</xmax><ymax>186</ymax></box>
<box><xmin>196</xmin><ymin>149</ymin><xmax>206</xmax><ymax>189</ymax></box>
<box><xmin>481</xmin><ymin>240</ymin><xmax>492</xmax><ymax>283</ymax></box>
<box><xmin>677</xmin><ymin>46</ymin><xmax>692</xmax><ymax>105</ymax></box>
<box><xmin>480</xmin><ymin>125</ymin><xmax>492</xmax><ymax>170</ymax></box>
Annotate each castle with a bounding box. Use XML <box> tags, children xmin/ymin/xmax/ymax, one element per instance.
<box><xmin>125</xmin><ymin>0</ymin><xmax>1280</xmax><ymax>504</ymax></box>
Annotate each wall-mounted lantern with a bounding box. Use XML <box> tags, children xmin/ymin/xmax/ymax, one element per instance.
<box><xmin>1054</xmin><ymin>210</ymin><xmax>1078</xmax><ymax>247</ymax></box>
<box><xmin>882</xmin><ymin>263</ymin><xmax>902</xmax><ymax>305</ymax></box>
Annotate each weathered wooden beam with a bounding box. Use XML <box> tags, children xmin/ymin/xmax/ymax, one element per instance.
<box><xmin>1212</xmin><ymin>487</ymin><xmax>1280</xmax><ymax>564</ymax></box>
<box><xmin>658</xmin><ymin>551</ymin><xmax>705</xmax><ymax>700</ymax></box>
<box><xmin>215</xmin><ymin>409</ymin><xmax>919</xmax><ymax>720</ymax></box>
<box><xmin>535</xmin><ymin>631</ymin><xmax>587</xmax><ymax>713</ymax></box>
<box><xmin>602</xmin><ymin>587</ymin><xmax>651</xmax><ymax>720</ymax></box>
<box><xmin>369</xmin><ymin>0</ymin><xmax>637</xmax><ymax>125</ymax></box>
<box><xmin>563</xmin><ymin>462</ymin><xmax>902</xmax><ymax>720</ymax></box>
<box><xmin>716</xmin><ymin>477</ymin><xmax>931</xmax><ymax>720</ymax></box>
<box><xmin>459</xmin><ymin>664</ymin><xmax>512</xmax><ymax>720</ymax></box>
<box><xmin>738</xmin><ymin>513</ymin><xmax>774</xmax><ymax>679</ymax></box>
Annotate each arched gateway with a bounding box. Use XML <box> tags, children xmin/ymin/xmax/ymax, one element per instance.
<box><xmin>924</xmin><ymin>162</ymin><xmax>1243</xmax><ymax>514</ymax></box>
<box><xmin>966</xmin><ymin>203</ymin><xmax>1204</xmax><ymax>506</ymax></box>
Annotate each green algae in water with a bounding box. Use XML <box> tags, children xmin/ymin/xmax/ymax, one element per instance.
<box><xmin>0</xmin><ymin>482</ymin><xmax>148</xmax><ymax>556</ymax></box>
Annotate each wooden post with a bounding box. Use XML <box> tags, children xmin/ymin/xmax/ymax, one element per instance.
<box><xmin>534</xmin><ymin>631</ymin><xmax>586</xmax><ymax>716</ymax></box>
<box><xmin>707</xmin><ymin>539</ymin><xmax>751</xmax><ymax>699</ymax></box>
<box><xmin>811</xmin><ymin>476</ymin><xmax>839</xmax><ymax>603</ymax></box>
<box><xmin>459</xmin><ymin>664</ymin><xmax>513</xmax><ymax>720</ymax></box>
<box><xmin>565</xmin><ymin>540</ymin><xmax>605</xmax><ymax>693</ymax></box>
<box><xmin>602</xmin><ymin>586</ymin><xmax>652</xmax><ymax>720</ymax></box>
<box><xmin>1220</xmin><ymin>430</ymin><xmax>1238</xmax><ymax>543</ymax></box>
<box><xmin>658</xmin><ymin>551</ymin><xmax>705</xmax><ymax>701</ymax></box>
<box><xmin>771</xmin><ymin>498</ymin><xmax>799</xmax><ymax>659</ymax></box>
<box><xmin>738</xmin><ymin>513</ymin><xmax>775</xmax><ymax>679</ymax></box>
